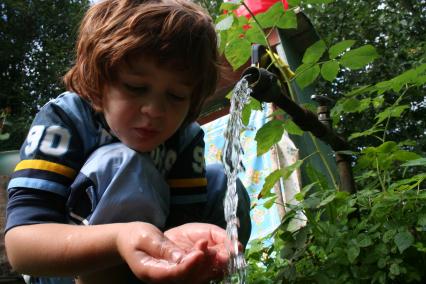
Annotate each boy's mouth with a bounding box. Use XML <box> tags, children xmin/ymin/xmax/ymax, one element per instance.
<box><xmin>133</xmin><ymin>127</ymin><xmax>160</xmax><ymax>138</ymax></box>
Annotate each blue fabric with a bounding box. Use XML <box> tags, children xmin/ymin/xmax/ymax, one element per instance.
<box><xmin>202</xmin><ymin>107</ymin><xmax>283</xmax><ymax>241</ymax></box>
<box><xmin>27</xmin><ymin>143</ymin><xmax>251</xmax><ymax>284</ymax></box>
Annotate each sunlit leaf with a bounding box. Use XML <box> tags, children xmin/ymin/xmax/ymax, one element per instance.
<box><xmin>321</xmin><ymin>60</ymin><xmax>340</xmax><ymax>81</ymax></box>
<box><xmin>348</xmin><ymin>127</ymin><xmax>383</xmax><ymax>141</ymax></box>
<box><xmin>255</xmin><ymin>2</ymin><xmax>283</xmax><ymax>28</ymax></box>
<box><xmin>318</xmin><ymin>192</ymin><xmax>336</xmax><ymax>207</ymax></box>
<box><xmin>302</xmin><ymin>40</ymin><xmax>327</xmax><ymax>64</ymax></box>
<box><xmin>340</xmin><ymin>45</ymin><xmax>379</xmax><ymax>69</ymax></box>
<box><xmin>342</xmin><ymin>97</ymin><xmax>361</xmax><ymax>113</ymax></box>
<box><xmin>329</xmin><ymin>40</ymin><xmax>356</xmax><ymax>59</ymax></box>
<box><xmin>255</xmin><ymin>119</ymin><xmax>284</xmax><ymax>156</ymax></box>
<box><xmin>281</xmin><ymin>160</ymin><xmax>303</xmax><ymax>180</ymax></box>
<box><xmin>375</xmin><ymin>105</ymin><xmax>409</xmax><ymax>125</ymax></box>
<box><xmin>287</xmin><ymin>0</ymin><xmax>301</xmax><ymax>6</ymax></box>
<box><xmin>224</xmin><ymin>37</ymin><xmax>251</xmax><ymax>70</ymax></box>
<box><xmin>283</xmin><ymin>119</ymin><xmax>303</xmax><ymax>135</ymax></box>
<box><xmin>295</xmin><ymin>63</ymin><xmax>320</xmax><ymax>89</ymax></box>
<box><xmin>219</xmin><ymin>2</ymin><xmax>241</xmax><ymax>12</ymax></box>
<box><xmin>259</xmin><ymin>169</ymin><xmax>283</xmax><ymax>198</ymax></box>
<box><xmin>402</xmin><ymin>157</ymin><xmax>426</xmax><ymax>167</ymax></box>
<box><xmin>216</xmin><ymin>15</ymin><xmax>234</xmax><ymax>31</ymax></box>
<box><xmin>277</xmin><ymin>10</ymin><xmax>297</xmax><ymax>29</ymax></box>
<box><xmin>245</xmin><ymin>24</ymin><xmax>267</xmax><ymax>45</ymax></box>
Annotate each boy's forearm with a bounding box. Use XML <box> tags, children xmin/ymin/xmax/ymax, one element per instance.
<box><xmin>5</xmin><ymin>223</ymin><xmax>125</xmax><ymax>276</ymax></box>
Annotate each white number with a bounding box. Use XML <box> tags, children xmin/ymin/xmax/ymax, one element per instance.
<box><xmin>25</xmin><ymin>125</ymin><xmax>45</xmax><ymax>155</ymax></box>
<box><xmin>164</xmin><ymin>150</ymin><xmax>177</xmax><ymax>173</ymax></box>
<box><xmin>25</xmin><ymin>125</ymin><xmax>71</xmax><ymax>156</ymax></box>
<box><xmin>192</xmin><ymin>146</ymin><xmax>205</xmax><ymax>174</ymax></box>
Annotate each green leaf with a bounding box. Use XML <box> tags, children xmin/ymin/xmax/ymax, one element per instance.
<box><xmin>348</xmin><ymin>127</ymin><xmax>383</xmax><ymax>141</ymax></box>
<box><xmin>342</xmin><ymin>97</ymin><xmax>361</xmax><ymax>113</ymax></box>
<box><xmin>287</xmin><ymin>0</ymin><xmax>301</xmax><ymax>6</ymax></box>
<box><xmin>277</xmin><ymin>10</ymin><xmax>297</xmax><ymax>29</ymax></box>
<box><xmin>318</xmin><ymin>192</ymin><xmax>336</xmax><ymax>207</ymax></box>
<box><xmin>219</xmin><ymin>2</ymin><xmax>241</xmax><ymax>11</ymax></box>
<box><xmin>375</xmin><ymin>105</ymin><xmax>409</xmax><ymax>125</ymax></box>
<box><xmin>242</xmin><ymin>98</ymin><xmax>262</xmax><ymax>126</ymax></box>
<box><xmin>376</xmin><ymin>141</ymin><xmax>398</xmax><ymax>153</ymax></box>
<box><xmin>340</xmin><ymin>45</ymin><xmax>379</xmax><ymax>70</ymax></box>
<box><xmin>401</xmin><ymin>157</ymin><xmax>426</xmax><ymax>167</ymax></box>
<box><xmin>357</xmin><ymin>234</ymin><xmax>373</xmax><ymax>247</ymax></box>
<box><xmin>418</xmin><ymin>214</ymin><xmax>426</xmax><ymax>227</ymax></box>
<box><xmin>321</xmin><ymin>60</ymin><xmax>340</xmax><ymax>81</ymax></box>
<box><xmin>224</xmin><ymin>37</ymin><xmax>251</xmax><ymax>70</ymax></box>
<box><xmin>215</xmin><ymin>15</ymin><xmax>234</xmax><ymax>31</ymax></box>
<box><xmin>259</xmin><ymin>169</ymin><xmax>282</xmax><ymax>198</ymax></box>
<box><xmin>281</xmin><ymin>160</ymin><xmax>303</xmax><ymax>180</ymax></box>
<box><xmin>392</xmin><ymin>150</ymin><xmax>420</xmax><ymax>162</ymax></box>
<box><xmin>305</xmin><ymin>163</ymin><xmax>330</xmax><ymax>191</ymax></box>
<box><xmin>347</xmin><ymin>245</ymin><xmax>360</xmax><ymax>263</ymax></box>
<box><xmin>255</xmin><ymin>119</ymin><xmax>284</xmax><ymax>156</ymax></box>
<box><xmin>329</xmin><ymin>40</ymin><xmax>356</xmax><ymax>59</ymax></box>
<box><xmin>245</xmin><ymin>24</ymin><xmax>267</xmax><ymax>45</ymax></box>
<box><xmin>263</xmin><ymin>196</ymin><xmax>277</xmax><ymax>209</ymax></box>
<box><xmin>283</xmin><ymin>119</ymin><xmax>303</xmax><ymax>136</ymax></box>
<box><xmin>295</xmin><ymin>63</ymin><xmax>320</xmax><ymax>89</ymax></box>
<box><xmin>255</xmin><ymin>2</ymin><xmax>283</xmax><ymax>28</ymax></box>
<box><xmin>302</xmin><ymin>40</ymin><xmax>327</xmax><ymax>64</ymax></box>
<box><xmin>295</xmin><ymin>182</ymin><xmax>318</xmax><ymax>201</ymax></box>
<box><xmin>394</xmin><ymin>231</ymin><xmax>414</xmax><ymax>253</ymax></box>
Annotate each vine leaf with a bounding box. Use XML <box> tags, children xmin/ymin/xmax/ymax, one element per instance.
<box><xmin>255</xmin><ymin>119</ymin><xmax>284</xmax><ymax>156</ymax></box>
<box><xmin>277</xmin><ymin>10</ymin><xmax>297</xmax><ymax>29</ymax></box>
<box><xmin>394</xmin><ymin>231</ymin><xmax>414</xmax><ymax>253</ymax></box>
<box><xmin>340</xmin><ymin>45</ymin><xmax>379</xmax><ymax>70</ymax></box>
<box><xmin>329</xmin><ymin>40</ymin><xmax>356</xmax><ymax>59</ymax></box>
<box><xmin>295</xmin><ymin>63</ymin><xmax>320</xmax><ymax>89</ymax></box>
<box><xmin>302</xmin><ymin>40</ymin><xmax>326</xmax><ymax>64</ymax></box>
<box><xmin>224</xmin><ymin>37</ymin><xmax>251</xmax><ymax>70</ymax></box>
<box><xmin>321</xmin><ymin>60</ymin><xmax>340</xmax><ymax>81</ymax></box>
<box><xmin>215</xmin><ymin>15</ymin><xmax>234</xmax><ymax>31</ymax></box>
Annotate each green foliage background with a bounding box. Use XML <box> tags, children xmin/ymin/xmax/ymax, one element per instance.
<box><xmin>212</xmin><ymin>0</ymin><xmax>425</xmax><ymax>283</ymax></box>
<box><xmin>0</xmin><ymin>0</ymin><xmax>90</xmax><ymax>150</ymax></box>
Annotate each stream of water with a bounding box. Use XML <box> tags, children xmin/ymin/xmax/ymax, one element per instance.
<box><xmin>222</xmin><ymin>77</ymin><xmax>252</xmax><ymax>284</ymax></box>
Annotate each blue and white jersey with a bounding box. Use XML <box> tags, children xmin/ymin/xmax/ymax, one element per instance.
<box><xmin>6</xmin><ymin>92</ymin><xmax>208</xmax><ymax>231</ymax></box>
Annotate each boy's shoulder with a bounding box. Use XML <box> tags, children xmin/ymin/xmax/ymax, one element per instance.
<box><xmin>42</xmin><ymin>91</ymin><xmax>93</xmax><ymax>116</ymax></box>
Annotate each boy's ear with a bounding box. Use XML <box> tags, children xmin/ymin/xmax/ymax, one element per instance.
<box><xmin>91</xmin><ymin>96</ymin><xmax>103</xmax><ymax>112</ymax></box>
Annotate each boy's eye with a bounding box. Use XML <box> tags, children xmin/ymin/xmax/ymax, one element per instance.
<box><xmin>123</xmin><ymin>84</ymin><xmax>149</xmax><ymax>94</ymax></box>
<box><xmin>167</xmin><ymin>92</ymin><xmax>188</xmax><ymax>102</ymax></box>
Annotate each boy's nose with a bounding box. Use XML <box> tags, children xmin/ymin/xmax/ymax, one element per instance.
<box><xmin>140</xmin><ymin>96</ymin><xmax>166</xmax><ymax>118</ymax></box>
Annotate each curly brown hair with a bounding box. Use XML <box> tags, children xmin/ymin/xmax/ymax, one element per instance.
<box><xmin>63</xmin><ymin>0</ymin><xmax>219</xmax><ymax>124</ymax></box>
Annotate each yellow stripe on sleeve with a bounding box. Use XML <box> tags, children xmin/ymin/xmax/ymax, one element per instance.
<box><xmin>167</xmin><ymin>178</ymin><xmax>208</xmax><ymax>188</ymax></box>
<box><xmin>14</xmin><ymin>159</ymin><xmax>76</xmax><ymax>179</ymax></box>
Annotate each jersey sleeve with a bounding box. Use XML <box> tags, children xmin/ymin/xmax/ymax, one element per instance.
<box><xmin>166</xmin><ymin>122</ymin><xmax>208</xmax><ymax>205</ymax></box>
<box><xmin>6</xmin><ymin>92</ymin><xmax>104</xmax><ymax>230</ymax></box>
<box><xmin>7</xmin><ymin>92</ymin><xmax>100</xmax><ymax>198</ymax></box>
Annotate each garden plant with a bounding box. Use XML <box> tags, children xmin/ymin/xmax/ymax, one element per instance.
<box><xmin>215</xmin><ymin>0</ymin><xmax>426</xmax><ymax>283</ymax></box>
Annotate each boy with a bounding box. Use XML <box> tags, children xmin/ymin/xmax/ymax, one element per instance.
<box><xmin>5</xmin><ymin>0</ymin><xmax>250</xmax><ymax>283</ymax></box>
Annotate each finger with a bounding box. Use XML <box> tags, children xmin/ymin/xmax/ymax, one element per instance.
<box><xmin>129</xmin><ymin>249</ymin><xmax>204</xmax><ymax>283</ymax></box>
<box><xmin>134</xmin><ymin>232</ymin><xmax>187</xmax><ymax>263</ymax></box>
<box><xmin>194</xmin><ymin>239</ymin><xmax>208</xmax><ymax>252</ymax></box>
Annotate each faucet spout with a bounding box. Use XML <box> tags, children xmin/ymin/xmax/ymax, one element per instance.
<box><xmin>241</xmin><ymin>66</ymin><xmax>286</xmax><ymax>104</ymax></box>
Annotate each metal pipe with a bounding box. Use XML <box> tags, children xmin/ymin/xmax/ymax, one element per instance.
<box><xmin>241</xmin><ymin>66</ymin><xmax>356</xmax><ymax>193</ymax></box>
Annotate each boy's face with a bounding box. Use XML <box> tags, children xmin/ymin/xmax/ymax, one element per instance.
<box><xmin>101</xmin><ymin>56</ymin><xmax>192</xmax><ymax>152</ymax></box>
